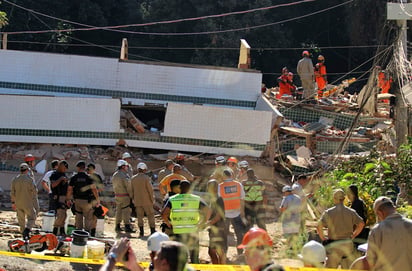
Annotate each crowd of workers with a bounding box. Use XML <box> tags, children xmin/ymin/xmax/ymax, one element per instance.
<box><xmin>9</xmin><ymin>152</ymin><xmax>412</xmax><ymax>271</ymax></box>
<box><xmin>275</xmin><ymin>51</ymin><xmax>327</xmax><ymax>103</ymax></box>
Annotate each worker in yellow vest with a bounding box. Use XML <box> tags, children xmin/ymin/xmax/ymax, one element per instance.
<box><xmin>162</xmin><ymin>180</ymin><xmax>209</xmax><ymax>264</ymax></box>
<box><xmin>242</xmin><ymin>168</ymin><xmax>266</xmax><ymax>230</ymax></box>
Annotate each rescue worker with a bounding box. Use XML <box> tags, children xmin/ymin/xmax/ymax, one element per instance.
<box><xmin>242</xmin><ymin>168</ymin><xmax>266</xmax><ymax>230</ymax></box>
<box><xmin>238</xmin><ymin>227</ymin><xmax>284</xmax><ymax>271</ymax></box>
<box><xmin>237</xmin><ymin>160</ymin><xmax>249</xmax><ymax>181</ymax></box>
<box><xmin>147</xmin><ymin>232</ymin><xmax>170</xmax><ymax>271</ymax></box>
<box><xmin>41</xmin><ymin>159</ymin><xmax>59</xmax><ymax>211</ymax></box>
<box><xmin>24</xmin><ymin>154</ymin><xmax>37</xmax><ymax>178</ymax></box>
<box><xmin>50</xmin><ymin>160</ymin><xmax>69</xmax><ymax>236</ymax></box>
<box><xmin>130</xmin><ymin>162</ymin><xmax>156</xmax><ymax>237</ymax></box>
<box><xmin>174</xmin><ymin>153</ymin><xmax>194</xmax><ymax>181</ymax></box>
<box><xmin>226</xmin><ymin>157</ymin><xmax>239</xmax><ymax>178</ymax></box>
<box><xmin>377</xmin><ymin>67</ymin><xmax>393</xmax><ymax>104</ymax></box>
<box><xmin>206</xmin><ymin>180</ymin><xmax>226</xmax><ymax>264</ymax></box>
<box><xmin>280</xmin><ymin>185</ymin><xmax>301</xmax><ymax>256</ymax></box>
<box><xmin>87</xmin><ymin>162</ymin><xmax>104</xmax><ymax>192</ymax></box>
<box><xmin>162</xmin><ymin>180</ymin><xmax>209</xmax><ymax>263</ymax></box>
<box><xmin>210</xmin><ymin>156</ymin><xmax>227</xmax><ymax>183</ymax></box>
<box><xmin>160</xmin><ymin>179</ymin><xmax>181</xmax><ymax>235</ymax></box>
<box><xmin>297</xmin><ymin>50</ymin><xmax>315</xmax><ymax>103</ymax></box>
<box><xmin>10</xmin><ymin>163</ymin><xmax>38</xmax><ymax>238</ymax></box>
<box><xmin>277</xmin><ymin>69</ymin><xmax>295</xmax><ymax>99</ymax></box>
<box><xmin>66</xmin><ymin>161</ymin><xmax>100</xmax><ymax>235</ymax></box>
<box><xmin>317</xmin><ymin>189</ymin><xmax>365</xmax><ymax>269</ymax></box>
<box><xmin>158</xmin><ymin>159</ymin><xmax>174</xmax><ymax>184</ymax></box>
<box><xmin>24</xmin><ymin>154</ymin><xmax>40</xmax><ymax>216</ymax></box>
<box><xmin>218</xmin><ymin>168</ymin><xmax>247</xmax><ymax>256</ymax></box>
<box><xmin>112</xmin><ymin>159</ymin><xmax>135</xmax><ymax>233</ymax></box>
<box><xmin>314</xmin><ymin>55</ymin><xmax>327</xmax><ymax>99</ymax></box>
<box><xmin>366</xmin><ymin>196</ymin><xmax>412</xmax><ymax>271</ymax></box>
<box><xmin>159</xmin><ymin>164</ymin><xmax>187</xmax><ymax>197</ymax></box>
<box><xmin>122</xmin><ymin>152</ymin><xmax>134</xmax><ymax>177</ymax></box>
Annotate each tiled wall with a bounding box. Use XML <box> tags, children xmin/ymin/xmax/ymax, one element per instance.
<box><xmin>0</xmin><ymin>95</ymin><xmax>121</xmax><ymax>132</ymax></box>
<box><xmin>0</xmin><ymin>50</ymin><xmax>262</xmax><ymax>108</ymax></box>
<box><xmin>163</xmin><ymin>103</ymin><xmax>272</xmax><ymax>145</ymax></box>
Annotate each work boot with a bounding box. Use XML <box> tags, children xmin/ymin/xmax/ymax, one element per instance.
<box><xmin>139</xmin><ymin>226</ymin><xmax>144</xmax><ymax>237</ymax></box>
<box><xmin>150</xmin><ymin>227</ymin><xmax>156</xmax><ymax>235</ymax></box>
<box><xmin>22</xmin><ymin>228</ymin><xmax>30</xmax><ymax>239</ymax></box>
<box><xmin>59</xmin><ymin>227</ymin><xmax>66</xmax><ymax>236</ymax></box>
<box><xmin>53</xmin><ymin>227</ymin><xmax>58</xmax><ymax>235</ymax></box>
<box><xmin>115</xmin><ymin>224</ymin><xmax>123</xmax><ymax>233</ymax></box>
<box><xmin>90</xmin><ymin>228</ymin><xmax>96</xmax><ymax>237</ymax></box>
<box><xmin>125</xmin><ymin>224</ymin><xmax>136</xmax><ymax>233</ymax></box>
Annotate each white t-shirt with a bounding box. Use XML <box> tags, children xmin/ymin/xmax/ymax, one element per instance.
<box><xmin>42</xmin><ymin>170</ymin><xmax>54</xmax><ymax>193</ymax></box>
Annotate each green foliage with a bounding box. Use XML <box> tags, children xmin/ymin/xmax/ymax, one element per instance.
<box><xmin>313</xmin><ymin>143</ymin><xmax>412</xmax><ymax>225</ymax></box>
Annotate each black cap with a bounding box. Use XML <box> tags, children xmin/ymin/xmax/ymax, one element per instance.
<box><xmin>76</xmin><ymin>160</ymin><xmax>86</xmax><ymax>168</ymax></box>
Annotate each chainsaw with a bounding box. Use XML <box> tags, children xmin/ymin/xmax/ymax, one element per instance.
<box><xmin>8</xmin><ymin>233</ymin><xmax>58</xmax><ymax>253</ymax></box>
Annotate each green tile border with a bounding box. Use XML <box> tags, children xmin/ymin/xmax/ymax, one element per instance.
<box><xmin>0</xmin><ymin>81</ymin><xmax>256</xmax><ymax>108</ymax></box>
<box><xmin>0</xmin><ymin>128</ymin><xmax>266</xmax><ymax>151</ymax></box>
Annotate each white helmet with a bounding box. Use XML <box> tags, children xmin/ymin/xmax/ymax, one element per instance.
<box><xmin>215</xmin><ymin>156</ymin><xmax>225</xmax><ymax>164</ymax></box>
<box><xmin>137</xmin><ymin>162</ymin><xmax>148</xmax><ymax>170</ymax></box>
<box><xmin>298</xmin><ymin>240</ymin><xmax>327</xmax><ymax>266</ymax></box>
<box><xmin>117</xmin><ymin>159</ymin><xmax>128</xmax><ymax>167</ymax></box>
<box><xmin>238</xmin><ymin>160</ymin><xmax>249</xmax><ymax>168</ymax></box>
<box><xmin>122</xmin><ymin>152</ymin><xmax>132</xmax><ymax>159</ymax></box>
<box><xmin>147</xmin><ymin>232</ymin><xmax>170</xmax><ymax>252</ymax></box>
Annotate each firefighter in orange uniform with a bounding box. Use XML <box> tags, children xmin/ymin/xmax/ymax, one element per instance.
<box><xmin>315</xmin><ymin>55</ymin><xmax>327</xmax><ymax>99</ymax></box>
<box><xmin>277</xmin><ymin>68</ymin><xmax>295</xmax><ymax>99</ymax></box>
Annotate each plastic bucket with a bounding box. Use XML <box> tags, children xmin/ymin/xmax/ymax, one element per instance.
<box><xmin>72</xmin><ymin>230</ymin><xmax>89</xmax><ymax>246</ymax></box>
<box><xmin>42</xmin><ymin>211</ymin><xmax>55</xmax><ymax>232</ymax></box>
<box><xmin>66</xmin><ymin>224</ymin><xmax>75</xmax><ymax>236</ymax></box>
<box><xmin>70</xmin><ymin>243</ymin><xmax>86</xmax><ymax>258</ymax></box>
<box><xmin>87</xmin><ymin>240</ymin><xmax>105</xmax><ymax>259</ymax></box>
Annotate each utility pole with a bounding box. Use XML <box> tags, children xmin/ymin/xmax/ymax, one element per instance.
<box><xmin>387</xmin><ymin>1</ymin><xmax>411</xmax><ymax>147</ymax></box>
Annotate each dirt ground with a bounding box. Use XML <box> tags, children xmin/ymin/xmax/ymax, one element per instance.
<box><xmin>0</xmin><ymin>207</ymin><xmax>305</xmax><ymax>271</ymax></box>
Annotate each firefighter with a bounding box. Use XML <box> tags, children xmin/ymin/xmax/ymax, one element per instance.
<box><xmin>112</xmin><ymin>159</ymin><xmax>135</xmax><ymax>233</ymax></box>
<box><xmin>297</xmin><ymin>51</ymin><xmax>315</xmax><ymax>103</ymax></box>
<box><xmin>10</xmin><ymin>163</ymin><xmax>38</xmax><ymax>238</ymax></box>
<box><xmin>315</xmin><ymin>55</ymin><xmax>327</xmax><ymax>99</ymax></box>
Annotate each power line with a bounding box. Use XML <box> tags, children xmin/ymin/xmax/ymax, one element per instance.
<box><xmin>2</xmin><ymin>0</ymin><xmax>315</xmax><ymax>35</ymax></box>
<box><xmin>2</xmin><ymin>0</ymin><xmax>353</xmax><ymax>36</ymax></box>
<box><xmin>8</xmin><ymin>40</ymin><xmax>385</xmax><ymax>51</ymax></box>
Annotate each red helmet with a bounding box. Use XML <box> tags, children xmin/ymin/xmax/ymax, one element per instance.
<box><xmin>227</xmin><ymin>157</ymin><xmax>238</xmax><ymax>164</ymax></box>
<box><xmin>238</xmin><ymin>227</ymin><xmax>273</xmax><ymax>249</ymax></box>
<box><xmin>302</xmin><ymin>50</ymin><xmax>310</xmax><ymax>57</ymax></box>
<box><xmin>175</xmin><ymin>153</ymin><xmax>185</xmax><ymax>161</ymax></box>
<box><xmin>24</xmin><ymin>154</ymin><xmax>35</xmax><ymax>162</ymax></box>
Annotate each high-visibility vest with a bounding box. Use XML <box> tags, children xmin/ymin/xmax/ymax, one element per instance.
<box><xmin>170</xmin><ymin>193</ymin><xmax>200</xmax><ymax>234</ymax></box>
<box><xmin>243</xmin><ymin>179</ymin><xmax>264</xmax><ymax>202</ymax></box>
<box><xmin>219</xmin><ymin>180</ymin><xmax>242</xmax><ymax>211</ymax></box>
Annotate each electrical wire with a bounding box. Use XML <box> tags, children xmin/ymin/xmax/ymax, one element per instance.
<box><xmin>6</xmin><ymin>40</ymin><xmax>387</xmax><ymax>51</ymax></box>
<box><xmin>1</xmin><ymin>0</ymin><xmax>352</xmax><ymax>36</ymax></box>
<box><xmin>2</xmin><ymin>0</ymin><xmax>315</xmax><ymax>35</ymax></box>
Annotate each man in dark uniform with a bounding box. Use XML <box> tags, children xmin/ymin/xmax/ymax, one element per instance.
<box><xmin>50</xmin><ymin>160</ymin><xmax>69</xmax><ymax>236</ymax></box>
<box><xmin>66</xmin><ymin>161</ymin><xmax>100</xmax><ymax>236</ymax></box>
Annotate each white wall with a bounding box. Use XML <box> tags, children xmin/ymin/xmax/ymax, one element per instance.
<box><xmin>0</xmin><ymin>95</ymin><xmax>121</xmax><ymax>132</ymax></box>
<box><xmin>0</xmin><ymin>50</ymin><xmax>262</xmax><ymax>105</ymax></box>
<box><xmin>162</xmin><ymin>103</ymin><xmax>272</xmax><ymax>145</ymax></box>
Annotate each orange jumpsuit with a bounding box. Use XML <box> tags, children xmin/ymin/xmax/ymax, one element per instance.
<box><xmin>277</xmin><ymin>74</ymin><xmax>295</xmax><ymax>99</ymax></box>
<box><xmin>378</xmin><ymin>72</ymin><xmax>392</xmax><ymax>103</ymax></box>
<box><xmin>315</xmin><ymin>62</ymin><xmax>327</xmax><ymax>98</ymax></box>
